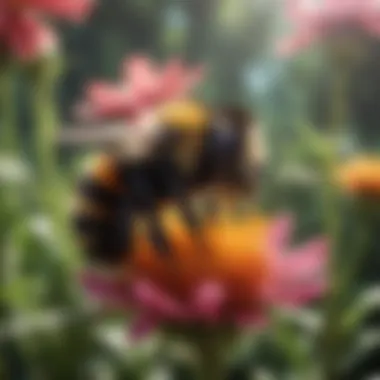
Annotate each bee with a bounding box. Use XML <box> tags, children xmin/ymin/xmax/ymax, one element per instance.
<box><xmin>65</xmin><ymin>100</ymin><xmax>266</xmax><ymax>266</ymax></box>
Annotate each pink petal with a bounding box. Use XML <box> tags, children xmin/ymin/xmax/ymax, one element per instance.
<box><xmin>192</xmin><ymin>282</ymin><xmax>225</xmax><ymax>321</ymax></box>
<box><xmin>132</xmin><ymin>281</ymin><xmax>186</xmax><ymax>319</ymax></box>
<box><xmin>26</xmin><ymin>0</ymin><xmax>95</xmax><ymax>22</ymax></box>
<box><xmin>283</xmin><ymin>0</ymin><xmax>380</xmax><ymax>50</ymax></box>
<box><xmin>129</xmin><ymin>315</ymin><xmax>159</xmax><ymax>341</ymax></box>
<box><xmin>276</xmin><ymin>30</ymin><xmax>319</xmax><ymax>57</ymax></box>
<box><xmin>279</xmin><ymin>237</ymin><xmax>329</xmax><ymax>276</ymax></box>
<box><xmin>125</xmin><ymin>55</ymin><xmax>160</xmax><ymax>98</ymax></box>
<box><xmin>271</xmin><ymin>279</ymin><xmax>327</xmax><ymax>306</ymax></box>
<box><xmin>81</xmin><ymin>271</ymin><xmax>131</xmax><ymax>307</ymax></box>
<box><xmin>83</xmin><ymin>82</ymin><xmax>136</xmax><ymax>119</ymax></box>
<box><xmin>267</xmin><ymin>236</ymin><xmax>328</xmax><ymax>306</ymax></box>
<box><xmin>7</xmin><ymin>13</ymin><xmax>57</xmax><ymax>61</ymax></box>
<box><xmin>268</xmin><ymin>214</ymin><xmax>294</xmax><ymax>254</ymax></box>
<box><xmin>264</xmin><ymin>230</ymin><xmax>329</xmax><ymax>307</ymax></box>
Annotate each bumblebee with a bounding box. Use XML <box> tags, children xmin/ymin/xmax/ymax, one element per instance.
<box><xmin>67</xmin><ymin>100</ymin><xmax>266</xmax><ymax>266</ymax></box>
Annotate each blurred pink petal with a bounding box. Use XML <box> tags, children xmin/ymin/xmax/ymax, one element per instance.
<box><xmin>22</xmin><ymin>0</ymin><xmax>94</xmax><ymax>21</ymax></box>
<box><xmin>191</xmin><ymin>282</ymin><xmax>225</xmax><ymax>321</ymax></box>
<box><xmin>279</xmin><ymin>0</ymin><xmax>380</xmax><ymax>56</ymax></box>
<box><xmin>0</xmin><ymin>0</ymin><xmax>94</xmax><ymax>61</ymax></box>
<box><xmin>132</xmin><ymin>280</ymin><xmax>186</xmax><ymax>319</ymax></box>
<box><xmin>268</xmin><ymin>213</ymin><xmax>294</xmax><ymax>253</ymax></box>
<box><xmin>81</xmin><ymin>82</ymin><xmax>137</xmax><ymax>120</ymax></box>
<box><xmin>266</xmin><ymin>235</ymin><xmax>329</xmax><ymax>307</ymax></box>
<box><xmin>276</xmin><ymin>32</ymin><xmax>318</xmax><ymax>57</ymax></box>
<box><xmin>5</xmin><ymin>13</ymin><xmax>57</xmax><ymax>60</ymax></box>
<box><xmin>125</xmin><ymin>55</ymin><xmax>160</xmax><ymax>101</ymax></box>
<box><xmin>77</xmin><ymin>55</ymin><xmax>205</xmax><ymax>122</ymax></box>
<box><xmin>278</xmin><ymin>237</ymin><xmax>329</xmax><ymax>275</ymax></box>
<box><xmin>81</xmin><ymin>271</ymin><xmax>131</xmax><ymax>307</ymax></box>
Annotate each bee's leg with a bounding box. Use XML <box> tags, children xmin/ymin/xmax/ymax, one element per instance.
<box><xmin>145</xmin><ymin>210</ymin><xmax>171</xmax><ymax>256</ymax></box>
<box><xmin>203</xmin><ymin>190</ymin><xmax>220</xmax><ymax>219</ymax></box>
<box><xmin>150</xmin><ymin>159</ymin><xmax>202</xmax><ymax>241</ymax></box>
<box><xmin>162</xmin><ymin>173</ymin><xmax>203</xmax><ymax>237</ymax></box>
<box><xmin>124</xmin><ymin>168</ymin><xmax>171</xmax><ymax>257</ymax></box>
<box><xmin>116</xmin><ymin>200</ymin><xmax>134</xmax><ymax>261</ymax></box>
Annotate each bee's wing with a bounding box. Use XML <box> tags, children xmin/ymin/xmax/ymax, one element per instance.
<box><xmin>58</xmin><ymin>122</ymin><xmax>129</xmax><ymax>147</ymax></box>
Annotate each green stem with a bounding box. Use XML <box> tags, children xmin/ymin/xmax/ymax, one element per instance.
<box><xmin>0</xmin><ymin>65</ymin><xmax>17</xmax><ymax>153</ymax></box>
<box><xmin>28</xmin><ymin>58</ymin><xmax>79</xmax><ymax>272</ymax></box>
<box><xmin>329</xmin><ymin>66</ymin><xmax>350</xmax><ymax>133</ymax></box>
<box><xmin>30</xmin><ymin>72</ymin><xmax>58</xmax><ymax>187</ymax></box>
<box><xmin>196</xmin><ymin>335</ymin><xmax>227</xmax><ymax>380</ymax></box>
<box><xmin>320</xmin><ymin>64</ymin><xmax>352</xmax><ymax>380</ymax></box>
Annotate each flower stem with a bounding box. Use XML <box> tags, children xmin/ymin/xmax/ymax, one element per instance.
<box><xmin>329</xmin><ymin>64</ymin><xmax>350</xmax><ymax>133</ymax></box>
<box><xmin>29</xmin><ymin>63</ymin><xmax>59</xmax><ymax>187</ymax></box>
<box><xmin>0</xmin><ymin>64</ymin><xmax>17</xmax><ymax>153</ymax></box>
<box><xmin>197</xmin><ymin>340</ymin><xmax>225</xmax><ymax>380</ymax></box>
<box><xmin>192</xmin><ymin>330</ymin><xmax>234</xmax><ymax>380</ymax></box>
<box><xmin>27</xmin><ymin>57</ymin><xmax>78</xmax><ymax>269</ymax></box>
<box><xmin>320</xmin><ymin>63</ymin><xmax>352</xmax><ymax>380</ymax></box>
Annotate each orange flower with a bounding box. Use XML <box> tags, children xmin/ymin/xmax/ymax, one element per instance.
<box><xmin>83</xmin><ymin>213</ymin><xmax>328</xmax><ymax>338</ymax></box>
<box><xmin>338</xmin><ymin>156</ymin><xmax>380</xmax><ymax>196</ymax></box>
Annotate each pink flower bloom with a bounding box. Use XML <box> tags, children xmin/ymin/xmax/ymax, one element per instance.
<box><xmin>278</xmin><ymin>0</ymin><xmax>380</xmax><ymax>56</ymax></box>
<box><xmin>0</xmin><ymin>0</ymin><xmax>94</xmax><ymax>61</ymax></box>
<box><xmin>77</xmin><ymin>55</ymin><xmax>204</xmax><ymax>122</ymax></box>
<box><xmin>21</xmin><ymin>0</ymin><xmax>94</xmax><ymax>21</ymax></box>
<box><xmin>81</xmin><ymin>214</ymin><xmax>329</xmax><ymax>339</ymax></box>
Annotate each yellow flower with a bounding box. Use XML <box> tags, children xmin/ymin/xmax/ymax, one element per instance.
<box><xmin>338</xmin><ymin>156</ymin><xmax>380</xmax><ymax>196</ymax></box>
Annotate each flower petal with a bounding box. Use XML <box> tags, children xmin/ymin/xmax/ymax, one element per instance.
<box><xmin>80</xmin><ymin>82</ymin><xmax>136</xmax><ymax>120</ymax></box>
<box><xmin>26</xmin><ymin>0</ymin><xmax>95</xmax><ymax>22</ymax></box>
<box><xmin>192</xmin><ymin>282</ymin><xmax>225</xmax><ymax>321</ymax></box>
<box><xmin>81</xmin><ymin>271</ymin><xmax>130</xmax><ymax>307</ymax></box>
<box><xmin>132</xmin><ymin>281</ymin><xmax>186</xmax><ymax>319</ymax></box>
<box><xmin>268</xmin><ymin>214</ymin><xmax>294</xmax><ymax>254</ymax></box>
<box><xmin>7</xmin><ymin>13</ymin><xmax>57</xmax><ymax>61</ymax></box>
<box><xmin>280</xmin><ymin>237</ymin><xmax>329</xmax><ymax>276</ymax></box>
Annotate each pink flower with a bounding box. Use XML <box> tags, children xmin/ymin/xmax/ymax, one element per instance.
<box><xmin>278</xmin><ymin>0</ymin><xmax>380</xmax><ymax>56</ymax></box>
<box><xmin>77</xmin><ymin>55</ymin><xmax>204</xmax><ymax>122</ymax></box>
<box><xmin>81</xmin><ymin>213</ymin><xmax>329</xmax><ymax>339</ymax></box>
<box><xmin>0</xmin><ymin>0</ymin><xmax>94</xmax><ymax>61</ymax></box>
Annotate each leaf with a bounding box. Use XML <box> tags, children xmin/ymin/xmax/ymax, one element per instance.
<box><xmin>342</xmin><ymin>286</ymin><xmax>380</xmax><ymax>333</ymax></box>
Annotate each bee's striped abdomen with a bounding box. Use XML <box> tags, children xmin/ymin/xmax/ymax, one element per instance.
<box><xmin>73</xmin><ymin>155</ymin><xmax>132</xmax><ymax>265</ymax></box>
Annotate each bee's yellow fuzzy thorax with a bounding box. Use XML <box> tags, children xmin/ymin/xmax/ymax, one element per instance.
<box><xmin>158</xmin><ymin>100</ymin><xmax>210</xmax><ymax>132</ymax></box>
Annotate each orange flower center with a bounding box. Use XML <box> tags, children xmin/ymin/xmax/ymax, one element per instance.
<box><xmin>126</xmin><ymin>211</ymin><xmax>272</xmax><ymax>312</ymax></box>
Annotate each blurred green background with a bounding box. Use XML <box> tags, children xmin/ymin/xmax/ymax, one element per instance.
<box><xmin>1</xmin><ymin>0</ymin><xmax>380</xmax><ymax>379</ymax></box>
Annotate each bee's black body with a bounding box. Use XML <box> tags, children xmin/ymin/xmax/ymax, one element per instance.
<box><xmin>73</xmin><ymin>105</ymin><xmax>259</xmax><ymax>266</ymax></box>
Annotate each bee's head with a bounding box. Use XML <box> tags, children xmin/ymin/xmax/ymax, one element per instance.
<box><xmin>194</xmin><ymin>105</ymin><xmax>265</xmax><ymax>192</ymax></box>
